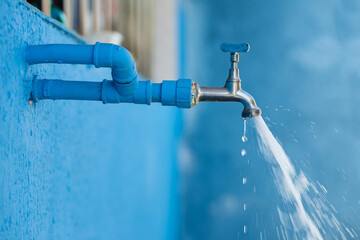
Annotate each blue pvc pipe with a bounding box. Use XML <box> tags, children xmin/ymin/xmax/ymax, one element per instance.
<box><xmin>26</xmin><ymin>42</ymin><xmax>138</xmax><ymax>95</ymax></box>
<box><xmin>152</xmin><ymin>83</ymin><xmax>162</xmax><ymax>102</ymax></box>
<box><xmin>32</xmin><ymin>78</ymin><xmax>193</xmax><ymax>108</ymax></box>
<box><xmin>93</xmin><ymin>43</ymin><xmax>137</xmax><ymax>91</ymax></box>
<box><xmin>32</xmin><ymin>79</ymin><xmax>102</xmax><ymax>101</ymax></box>
<box><xmin>25</xmin><ymin>45</ymin><xmax>94</xmax><ymax>65</ymax></box>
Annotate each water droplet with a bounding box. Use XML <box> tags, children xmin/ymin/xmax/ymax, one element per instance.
<box><xmin>241</xmin><ymin>149</ymin><xmax>246</xmax><ymax>156</ymax></box>
<box><xmin>242</xmin><ymin>119</ymin><xmax>247</xmax><ymax>142</ymax></box>
<box><xmin>244</xmin><ymin>225</ymin><xmax>247</xmax><ymax>233</ymax></box>
<box><xmin>244</xmin><ymin>203</ymin><xmax>247</xmax><ymax>211</ymax></box>
<box><xmin>243</xmin><ymin>177</ymin><xmax>247</xmax><ymax>184</ymax></box>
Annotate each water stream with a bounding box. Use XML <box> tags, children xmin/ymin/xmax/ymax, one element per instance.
<box><xmin>251</xmin><ymin>116</ymin><xmax>353</xmax><ymax>239</ymax></box>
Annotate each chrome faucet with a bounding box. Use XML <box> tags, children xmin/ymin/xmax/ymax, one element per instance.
<box><xmin>191</xmin><ymin>43</ymin><xmax>261</xmax><ymax>118</ymax></box>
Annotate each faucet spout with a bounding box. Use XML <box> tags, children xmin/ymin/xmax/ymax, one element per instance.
<box><xmin>191</xmin><ymin>81</ymin><xmax>261</xmax><ymax>118</ymax></box>
<box><xmin>235</xmin><ymin>89</ymin><xmax>262</xmax><ymax>118</ymax></box>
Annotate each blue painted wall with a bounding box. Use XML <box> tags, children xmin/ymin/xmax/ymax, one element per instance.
<box><xmin>180</xmin><ymin>0</ymin><xmax>360</xmax><ymax>239</ymax></box>
<box><xmin>0</xmin><ymin>1</ymin><xmax>180</xmax><ymax>239</ymax></box>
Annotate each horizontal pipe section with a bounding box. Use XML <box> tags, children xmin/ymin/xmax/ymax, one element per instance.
<box><xmin>26</xmin><ymin>45</ymin><xmax>94</xmax><ymax>65</ymax></box>
<box><xmin>198</xmin><ymin>87</ymin><xmax>237</xmax><ymax>102</ymax></box>
<box><xmin>32</xmin><ymin>78</ymin><xmax>193</xmax><ymax>108</ymax></box>
<box><xmin>33</xmin><ymin>80</ymin><xmax>102</xmax><ymax>101</ymax></box>
<box><xmin>151</xmin><ymin>83</ymin><xmax>162</xmax><ymax>102</ymax></box>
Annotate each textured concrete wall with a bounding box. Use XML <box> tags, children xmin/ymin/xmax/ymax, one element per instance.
<box><xmin>0</xmin><ymin>1</ymin><xmax>180</xmax><ymax>239</ymax></box>
<box><xmin>180</xmin><ymin>0</ymin><xmax>360</xmax><ymax>239</ymax></box>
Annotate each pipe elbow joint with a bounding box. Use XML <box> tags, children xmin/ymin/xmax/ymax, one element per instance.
<box><xmin>93</xmin><ymin>42</ymin><xmax>138</xmax><ymax>96</ymax></box>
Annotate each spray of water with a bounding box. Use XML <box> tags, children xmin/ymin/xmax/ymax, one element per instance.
<box><xmin>253</xmin><ymin>116</ymin><xmax>352</xmax><ymax>239</ymax></box>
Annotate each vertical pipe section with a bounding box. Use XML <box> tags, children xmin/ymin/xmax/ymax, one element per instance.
<box><xmin>64</xmin><ymin>0</ymin><xmax>73</xmax><ymax>29</ymax></box>
<box><xmin>93</xmin><ymin>0</ymin><xmax>101</xmax><ymax>33</ymax></box>
<box><xmin>105</xmin><ymin>0</ymin><xmax>113</xmax><ymax>31</ymax></box>
<box><xmin>79</xmin><ymin>0</ymin><xmax>89</xmax><ymax>36</ymax></box>
<box><xmin>41</xmin><ymin>0</ymin><xmax>51</xmax><ymax>16</ymax></box>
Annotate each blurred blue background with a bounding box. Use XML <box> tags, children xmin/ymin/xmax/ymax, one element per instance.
<box><xmin>1</xmin><ymin>0</ymin><xmax>360</xmax><ymax>239</ymax></box>
<box><xmin>180</xmin><ymin>0</ymin><xmax>360</xmax><ymax>239</ymax></box>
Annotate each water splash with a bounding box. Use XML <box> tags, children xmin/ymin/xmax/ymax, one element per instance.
<box><xmin>253</xmin><ymin>116</ymin><xmax>350</xmax><ymax>239</ymax></box>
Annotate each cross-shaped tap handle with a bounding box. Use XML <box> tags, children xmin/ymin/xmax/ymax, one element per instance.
<box><xmin>220</xmin><ymin>43</ymin><xmax>249</xmax><ymax>81</ymax></box>
<box><xmin>220</xmin><ymin>43</ymin><xmax>250</xmax><ymax>53</ymax></box>
<box><xmin>220</xmin><ymin>43</ymin><xmax>250</xmax><ymax>70</ymax></box>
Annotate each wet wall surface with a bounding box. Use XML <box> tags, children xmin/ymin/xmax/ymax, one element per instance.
<box><xmin>0</xmin><ymin>1</ymin><xmax>181</xmax><ymax>239</ymax></box>
<box><xmin>180</xmin><ymin>0</ymin><xmax>360</xmax><ymax>239</ymax></box>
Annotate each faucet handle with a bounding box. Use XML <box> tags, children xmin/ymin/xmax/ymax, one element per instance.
<box><xmin>220</xmin><ymin>43</ymin><xmax>250</xmax><ymax>53</ymax></box>
<box><xmin>221</xmin><ymin>43</ymin><xmax>249</xmax><ymax>81</ymax></box>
